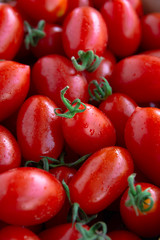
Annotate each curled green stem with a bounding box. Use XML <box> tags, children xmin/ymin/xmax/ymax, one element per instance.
<box><xmin>54</xmin><ymin>86</ymin><xmax>86</xmax><ymax>118</ymax></box>
<box><xmin>75</xmin><ymin>221</ymin><xmax>111</xmax><ymax>240</ymax></box>
<box><xmin>88</xmin><ymin>77</ymin><xmax>112</xmax><ymax>102</ymax></box>
<box><xmin>71</xmin><ymin>50</ymin><xmax>103</xmax><ymax>72</ymax></box>
<box><xmin>24</xmin><ymin>20</ymin><xmax>46</xmax><ymax>49</ymax></box>
<box><xmin>125</xmin><ymin>173</ymin><xmax>154</xmax><ymax>216</ymax></box>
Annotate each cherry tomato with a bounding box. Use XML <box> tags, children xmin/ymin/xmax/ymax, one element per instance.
<box><xmin>101</xmin><ymin>0</ymin><xmax>141</xmax><ymax>58</ymax></box>
<box><xmin>30</xmin><ymin>22</ymin><xmax>65</xmax><ymax>58</ymax></box>
<box><xmin>61</xmin><ymin>103</ymin><xmax>116</xmax><ymax>156</ymax></box>
<box><xmin>32</xmin><ymin>55</ymin><xmax>89</xmax><ymax>111</ymax></box>
<box><xmin>140</xmin><ymin>13</ymin><xmax>160</xmax><ymax>51</ymax></box>
<box><xmin>0</xmin><ymin>3</ymin><xmax>24</xmax><ymax>60</ymax></box>
<box><xmin>120</xmin><ymin>180</ymin><xmax>160</xmax><ymax>237</ymax></box>
<box><xmin>0</xmin><ymin>60</ymin><xmax>30</xmax><ymax>122</ymax></box>
<box><xmin>0</xmin><ymin>125</ymin><xmax>21</xmax><ymax>173</ymax></box>
<box><xmin>39</xmin><ymin>223</ymin><xmax>89</xmax><ymax>240</ymax></box>
<box><xmin>108</xmin><ymin>230</ymin><xmax>141</xmax><ymax>240</ymax></box>
<box><xmin>99</xmin><ymin>93</ymin><xmax>137</xmax><ymax>147</ymax></box>
<box><xmin>16</xmin><ymin>95</ymin><xmax>64</xmax><ymax>162</ymax></box>
<box><xmin>17</xmin><ymin>0</ymin><xmax>67</xmax><ymax>24</ymax></box>
<box><xmin>0</xmin><ymin>167</ymin><xmax>65</xmax><ymax>226</ymax></box>
<box><xmin>62</xmin><ymin>6</ymin><xmax>108</xmax><ymax>58</ymax></box>
<box><xmin>125</xmin><ymin>107</ymin><xmax>160</xmax><ymax>187</ymax></box>
<box><xmin>0</xmin><ymin>225</ymin><xmax>40</xmax><ymax>240</ymax></box>
<box><xmin>110</xmin><ymin>54</ymin><xmax>160</xmax><ymax>104</ymax></box>
<box><xmin>69</xmin><ymin>146</ymin><xmax>134</xmax><ymax>214</ymax></box>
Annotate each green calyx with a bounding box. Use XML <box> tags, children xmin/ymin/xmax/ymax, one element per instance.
<box><xmin>125</xmin><ymin>173</ymin><xmax>154</xmax><ymax>216</ymax></box>
<box><xmin>88</xmin><ymin>77</ymin><xmax>112</xmax><ymax>102</ymax></box>
<box><xmin>71</xmin><ymin>50</ymin><xmax>104</xmax><ymax>72</ymax></box>
<box><xmin>54</xmin><ymin>86</ymin><xmax>86</xmax><ymax>118</ymax></box>
<box><xmin>75</xmin><ymin>222</ymin><xmax>111</xmax><ymax>240</ymax></box>
<box><xmin>24</xmin><ymin>20</ymin><xmax>46</xmax><ymax>49</ymax></box>
<box><xmin>25</xmin><ymin>152</ymin><xmax>90</xmax><ymax>170</ymax></box>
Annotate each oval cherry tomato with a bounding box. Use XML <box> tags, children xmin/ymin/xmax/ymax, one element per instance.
<box><xmin>0</xmin><ymin>60</ymin><xmax>30</xmax><ymax>122</ymax></box>
<box><xmin>0</xmin><ymin>225</ymin><xmax>40</xmax><ymax>240</ymax></box>
<box><xmin>110</xmin><ymin>54</ymin><xmax>160</xmax><ymax>104</ymax></box>
<box><xmin>140</xmin><ymin>13</ymin><xmax>160</xmax><ymax>51</ymax></box>
<box><xmin>61</xmin><ymin>103</ymin><xmax>116</xmax><ymax>156</ymax></box>
<box><xmin>99</xmin><ymin>93</ymin><xmax>137</xmax><ymax>147</ymax></box>
<box><xmin>108</xmin><ymin>230</ymin><xmax>141</xmax><ymax>240</ymax></box>
<box><xmin>0</xmin><ymin>167</ymin><xmax>65</xmax><ymax>226</ymax></box>
<box><xmin>32</xmin><ymin>55</ymin><xmax>89</xmax><ymax>111</ymax></box>
<box><xmin>17</xmin><ymin>0</ymin><xmax>67</xmax><ymax>23</ymax></box>
<box><xmin>120</xmin><ymin>180</ymin><xmax>160</xmax><ymax>237</ymax></box>
<box><xmin>69</xmin><ymin>146</ymin><xmax>134</xmax><ymax>214</ymax></box>
<box><xmin>17</xmin><ymin>95</ymin><xmax>64</xmax><ymax>162</ymax></box>
<box><xmin>0</xmin><ymin>125</ymin><xmax>21</xmax><ymax>173</ymax></box>
<box><xmin>62</xmin><ymin>6</ymin><xmax>108</xmax><ymax>58</ymax></box>
<box><xmin>0</xmin><ymin>3</ymin><xmax>24</xmax><ymax>60</ymax></box>
<box><xmin>101</xmin><ymin>0</ymin><xmax>141</xmax><ymax>58</ymax></box>
<box><xmin>125</xmin><ymin>107</ymin><xmax>160</xmax><ymax>187</ymax></box>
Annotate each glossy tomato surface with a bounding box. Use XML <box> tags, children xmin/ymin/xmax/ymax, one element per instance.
<box><xmin>0</xmin><ymin>167</ymin><xmax>65</xmax><ymax>226</ymax></box>
<box><xmin>108</xmin><ymin>230</ymin><xmax>141</xmax><ymax>240</ymax></box>
<box><xmin>69</xmin><ymin>146</ymin><xmax>134</xmax><ymax>214</ymax></box>
<box><xmin>125</xmin><ymin>107</ymin><xmax>160</xmax><ymax>187</ymax></box>
<box><xmin>62</xmin><ymin>6</ymin><xmax>108</xmax><ymax>58</ymax></box>
<box><xmin>17</xmin><ymin>95</ymin><xmax>64</xmax><ymax>162</ymax></box>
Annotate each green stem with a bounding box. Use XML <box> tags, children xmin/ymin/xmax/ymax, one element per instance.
<box><xmin>71</xmin><ymin>50</ymin><xmax>103</xmax><ymax>72</ymax></box>
<box><xmin>125</xmin><ymin>173</ymin><xmax>154</xmax><ymax>216</ymax></box>
<box><xmin>54</xmin><ymin>86</ymin><xmax>86</xmax><ymax>118</ymax></box>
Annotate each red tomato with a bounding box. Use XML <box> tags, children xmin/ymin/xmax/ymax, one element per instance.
<box><xmin>50</xmin><ymin>166</ymin><xmax>77</xmax><ymax>184</ymax></box>
<box><xmin>140</xmin><ymin>49</ymin><xmax>160</xmax><ymax>58</ymax></box>
<box><xmin>62</xmin><ymin>6</ymin><xmax>108</xmax><ymax>58</ymax></box>
<box><xmin>39</xmin><ymin>223</ymin><xmax>89</xmax><ymax>240</ymax></box>
<box><xmin>0</xmin><ymin>167</ymin><xmax>65</xmax><ymax>226</ymax></box>
<box><xmin>0</xmin><ymin>125</ymin><xmax>21</xmax><ymax>173</ymax></box>
<box><xmin>108</xmin><ymin>230</ymin><xmax>141</xmax><ymax>240</ymax></box>
<box><xmin>101</xmin><ymin>0</ymin><xmax>141</xmax><ymax>58</ymax></box>
<box><xmin>31</xmin><ymin>55</ymin><xmax>89</xmax><ymax>111</ymax></box>
<box><xmin>61</xmin><ymin>103</ymin><xmax>116</xmax><ymax>156</ymax></box>
<box><xmin>0</xmin><ymin>225</ymin><xmax>40</xmax><ymax>240</ymax></box>
<box><xmin>16</xmin><ymin>95</ymin><xmax>64</xmax><ymax>162</ymax></box>
<box><xmin>17</xmin><ymin>0</ymin><xmax>67</xmax><ymax>23</ymax></box>
<box><xmin>69</xmin><ymin>146</ymin><xmax>134</xmax><ymax>214</ymax></box>
<box><xmin>140</xmin><ymin>13</ymin><xmax>160</xmax><ymax>51</ymax></box>
<box><xmin>99</xmin><ymin>93</ymin><xmax>137</xmax><ymax>146</ymax></box>
<box><xmin>0</xmin><ymin>3</ymin><xmax>24</xmax><ymax>60</ymax></box>
<box><xmin>125</xmin><ymin>107</ymin><xmax>160</xmax><ymax>187</ymax></box>
<box><xmin>30</xmin><ymin>23</ymin><xmax>65</xmax><ymax>58</ymax></box>
<box><xmin>120</xmin><ymin>181</ymin><xmax>160</xmax><ymax>237</ymax></box>
<box><xmin>110</xmin><ymin>54</ymin><xmax>160</xmax><ymax>104</ymax></box>
<box><xmin>0</xmin><ymin>60</ymin><xmax>30</xmax><ymax>122</ymax></box>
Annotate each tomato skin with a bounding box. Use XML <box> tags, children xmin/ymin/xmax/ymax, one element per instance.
<box><xmin>108</xmin><ymin>230</ymin><xmax>141</xmax><ymax>240</ymax></box>
<box><xmin>17</xmin><ymin>0</ymin><xmax>67</xmax><ymax>23</ymax></box>
<box><xmin>62</xmin><ymin>103</ymin><xmax>116</xmax><ymax>156</ymax></box>
<box><xmin>125</xmin><ymin>107</ymin><xmax>160</xmax><ymax>187</ymax></box>
<box><xmin>0</xmin><ymin>3</ymin><xmax>24</xmax><ymax>60</ymax></box>
<box><xmin>62</xmin><ymin>6</ymin><xmax>108</xmax><ymax>58</ymax></box>
<box><xmin>0</xmin><ymin>225</ymin><xmax>40</xmax><ymax>240</ymax></box>
<box><xmin>0</xmin><ymin>125</ymin><xmax>21</xmax><ymax>173</ymax></box>
<box><xmin>101</xmin><ymin>0</ymin><xmax>141</xmax><ymax>58</ymax></box>
<box><xmin>140</xmin><ymin>13</ymin><xmax>160</xmax><ymax>51</ymax></box>
<box><xmin>50</xmin><ymin>166</ymin><xmax>77</xmax><ymax>184</ymax></box>
<box><xmin>69</xmin><ymin>146</ymin><xmax>134</xmax><ymax>214</ymax></box>
<box><xmin>0</xmin><ymin>61</ymin><xmax>30</xmax><ymax>122</ymax></box>
<box><xmin>31</xmin><ymin>23</ymin><xmax>65</xmax><ymax>58</ymax></box>
<box><xmin>0</xmin><ymin>167</ymin><xmax>65</xmax><ymax>226</ymax></box>
<box><xmin>32</xmin><ymin>55</ymin><xmax>89</xmax><ymax>111</ymax></box>
<box><xmin>110</xmin><ymin>54</ymin><xmax>160</xmax><ymax>104</ymax></box>
<box><xmin>99</xmin><ymin>93</ymin><xmax>137</xmax><ymax>147</ymax></box>
<box><xmin>120</xmin><ymin>182</ymin><xmax>160</xmax><ymax>237</ymax></box>
<box><xmin>16</xmin><ymin>95</ymin><xmax>64</xmax><ymax>162</ymax></box>
<box><xmin>39</xmin><ymin>223</ymin><xmax>89</xmax><ymax>240</ymax></box>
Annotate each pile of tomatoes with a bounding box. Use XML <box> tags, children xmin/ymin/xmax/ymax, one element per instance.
<box><xmin>0</xmin><ymin>0</ymin><xmax>160</xmax><ymax>239</ymax></box>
